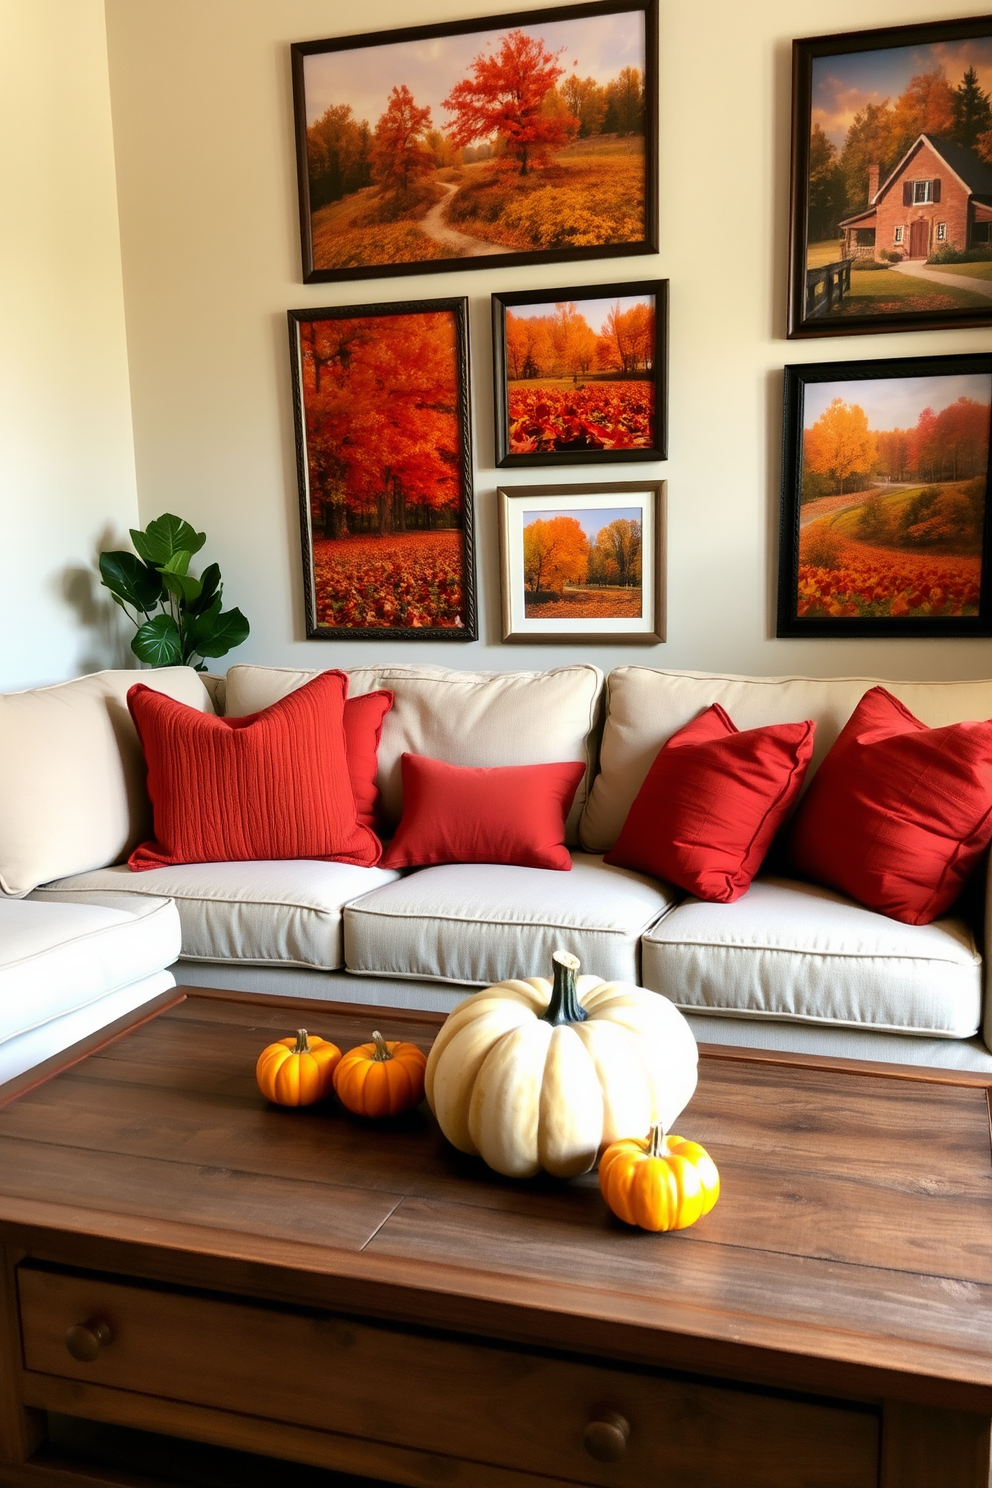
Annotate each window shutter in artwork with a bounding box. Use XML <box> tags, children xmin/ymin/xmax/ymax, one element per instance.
<box><xmin>903</xmin><ymin>181</ymin><xmax>913</xmax><ymax>206</ymax></box>
<box><xmin>932</xmin><ymin>178</ymin><xmax>941</xmax><ymax>202</ymax></box>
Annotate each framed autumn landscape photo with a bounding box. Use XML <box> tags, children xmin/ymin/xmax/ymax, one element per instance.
<box><xmin>288</xmin><ymin>299</ymin><xmax>476</xmax><ymax>640</ymax></box>
<box><xmin>492</xmin><ymin>280</ymin><xmax>667</xmax><ymax>466</ymax></box>
<box><xmin>499</xmin><ymin>480</ymin><xmax>664</xmax><ymax>642</ymax></box>
<box><xmin>789</xmin><ymin>14</ymin><xmax>992</xmax><ymax>337</ymax></box>
<box><xmin>290</xmin><ymin>0</ymin><xmax>657</xmax><ymax>283</ymax></box>
<box><xmin>777</xmin><ymin>353</ymin><xmax>992</xmax><ymax>637</ymax></box>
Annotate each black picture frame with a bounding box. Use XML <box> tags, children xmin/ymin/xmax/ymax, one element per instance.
<box><xmin>498</xmin><ymin>479</ymin><xmax>665</xmax><ymax>642</ymax></box>
<box><xmin>491</xmin><ymin>279</ymin><xmax>668</xmax><ymax>467</ymax></box>
<box><xmin>291</xmin><ymin>0</ymin><xmax>658</xmax><ymax>284</ymax></box>
<box><xmin>288</xmin><ymin>298</ymin><xmax>477</xmax><ymax>641</ymax></box>
<box><xmin>788</xmin><ymin>13</ymin><xmax>992</xmax><ymax>338</ymax></box>
<box><xmin>777</xmin><ymin>352</ymin><xmax>992</xmax><ymax>637</ymax></box>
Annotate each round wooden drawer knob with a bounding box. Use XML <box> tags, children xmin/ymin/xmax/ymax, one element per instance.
<box><xmin>583</xmin><ymin>1410</ymin><xmax>630</xmax><ymax>1462</ymax></box>
<box><xmin>65</xmin><ymin>1319</ymin><xmax>113</xmax><ymax>1362</ymax></box>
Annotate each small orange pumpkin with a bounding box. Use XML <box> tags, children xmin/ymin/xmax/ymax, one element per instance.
<box><xmin>599</xmin><ymin>1123</ymin><xmax>720</xmax><ymax>1233</ymax></box>
<box><xmin>332</xmin><ymin>1030</ymin><xmax>427</xmax><ymax>1118</ymax></box>
<box><xmin>255</xmin><ymin>1028</ymin><xmax>341</xmax><ymax>1107</ymax></box>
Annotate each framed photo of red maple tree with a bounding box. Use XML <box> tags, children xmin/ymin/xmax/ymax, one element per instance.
<box><xmin>492</xmin><ymin>279</ymin><xmax>667</xmax><ymax>466</ymax></box>
<box><xmin>777</xmin><ymin>351</ymin><xmax>992</xmax><ymax>637</ymax></box>
<box><xmin>288</xmin><ymin>299</ymin><xmax>476</xmax><ymax>640</ymax></box>
<box><xmin>290</xmin><ymin>0</ymin><xmax>658</xmax><ymax>283</ymax></box>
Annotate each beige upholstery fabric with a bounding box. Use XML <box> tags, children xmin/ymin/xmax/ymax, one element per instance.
<box><xmin>641</xmin><ymin>877</ymin><xmax>982</xmax><ymax>1039</ymax></box>
<box><xmin>0</xmin><ymin>667</ymin><xmax>213</xmax><ymax>897</ymax></box>
<box><xmin>35</xmin><ymin>860</ymin><xmax>400</xmax><ymax>970</ymax></box>
<box><xmin>0</xmin><ymin>895</ymin><xmax>180</xmax><ymax>1043</ymax></box>
<box><xmin>344</xmin><ymin>853</ymin><xmax>680</xmax><ymax>987</ymax></box>
<box><xmin>580</xmin><ymin>666</ymin><xmax>992</xmax><ymax>852</ymax></box>
<box><xmin>225</xmin><ymin>663</ymin><xmax>603</xmax><ymax>842</ymax></box>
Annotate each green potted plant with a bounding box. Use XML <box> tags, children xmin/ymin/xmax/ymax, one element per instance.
<box><xmin>99</xmin><ymin>513</ymin><xmax>250</xmax><ymax>671</ymax></box>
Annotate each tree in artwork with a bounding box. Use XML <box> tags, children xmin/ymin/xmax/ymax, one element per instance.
<box><xmin>371</xmin><ymin>85</ymin><xmax>434</xmax><ymax>195</ymax></box>
<box><xmin>523</xmin><ymin>515</ymin><xmax>589</xmax><ymax>594</ymax></box>
<box><xmin>443</xmin><ymin>29</ymin><xmax>578</xmax><ymax>174</ymax></box>
<box><xmin>803</xmin><ymin>399</ymin><xmax>877</xmax><ymax>495</ymax></box>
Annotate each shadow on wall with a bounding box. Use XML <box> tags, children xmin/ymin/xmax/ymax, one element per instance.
<box><xmin>57</xmin><ymin>525</ymin><xmax>135</xmax><ymax>675</ymax></box>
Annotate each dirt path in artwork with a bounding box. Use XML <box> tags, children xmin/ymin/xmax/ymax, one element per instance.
<box><xmin>890</xmin><ymin>259</ymin><xmax>992</xmax><ymax>299</ymax></box>
<box><xmin>417</xmin><ymin>181</ymin><xmax>505</xmax><ymax>257</ymax></box>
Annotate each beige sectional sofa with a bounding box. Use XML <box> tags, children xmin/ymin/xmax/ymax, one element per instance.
<box><xmin>3</xmin><ymin>661</ymin><xmax>992</xmax><ymax>1086</ymax></box>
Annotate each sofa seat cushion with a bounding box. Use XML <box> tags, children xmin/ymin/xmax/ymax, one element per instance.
<box><xmin>344</xmin><ymin>853</ymin><xmax>680</xmax><ymax>987</ymax></box>
<box><xmin>34</xmin><ymin>861</ymin><xmax>401</xmax><ymax>971</ymax></box>
<box><xmin>641</xmin><ymin>876</ymin><xmax>981</xmax><ymax>1039</ymax></box>
<box><xmin>0</xmin><ymin>896</ymin><xmax>180</xmax><ymax>1044</ymax></box>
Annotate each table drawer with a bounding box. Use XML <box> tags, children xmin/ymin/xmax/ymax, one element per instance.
<box><xmin>18</xmin><ymin>1264</ymin><xmax>878</xmax><ymax>1488</ymax></box>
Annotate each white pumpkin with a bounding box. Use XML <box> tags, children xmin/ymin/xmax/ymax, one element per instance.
<box><xmin>425</xmin><ymin>950</ymin><xmax>698</xmax><ymax>1179</ymax></box>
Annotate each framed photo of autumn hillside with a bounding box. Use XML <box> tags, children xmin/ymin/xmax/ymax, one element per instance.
<box><xmin>290</xmin><ymin>0</ymin><xmax>658</xmax><ymax>283</ymax></box>
<box><xmin>777</xmin><ymin>352</ymin><xmax>992</xmax><ymax>637</ymax></box>
<box><xmin>499</xmin><ymin>480</ymin><xmax>664</xmax><ymax>642</ymax></box>
<box><xmin>789</xmin><ymin>14</ymin><xmax>992</xmax><ymax>337</ymax></box>
<box><xmin>288</xmin><ymin>299</ymin><xmax>476</xmax><ymax>640</ymax></box>
<box><xmin>492</xmin><ymin>279</ymin><xmax>667</xmax><ymax>466</ymax></box>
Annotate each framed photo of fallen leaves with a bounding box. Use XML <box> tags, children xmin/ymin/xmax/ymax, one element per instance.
<box><xmin>290</xmin><ymin>0</ymin><xmax>658</xmax><ymax>283</ymax></box>
<box><xmin>777</xmin><ymin>352</ymin><xmax>992</xmax><ymax>637</ymax></box>
<box><xmin>498</xmin><ymin>479</ymin><xmax>664</xmax><ymax>642</ymax></box>
<box><xmin>288</xmin><ymin>298</ymin><xmax>477</xmax><ymax>639</ymax></box>
<box><xmin>492</xmin><ymin>279</ymin><xmax>667</xmax><ymax>466</ymax></box>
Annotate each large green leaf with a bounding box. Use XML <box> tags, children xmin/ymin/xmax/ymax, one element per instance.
<box><xmin>162</xmin><ymin>570</ymin><xmax>203</xmax><ymax>605</ymax></box>
<box><xmin>188</xmin><ymin>605</ymin><xmax>250</xmax><ymax>659</ymax></box>
<box><xmin>131</xmin><ymin>514</ymin><xmax>206</xmax><ymax>567</ymax></box>
<box><xmin>186</xmin><ymin>562</ymin><xmax>221</xmax><ymax>616</ymax></box>
<box><xmin>131</xmin><ymin>614</ymin><xmax>182</xmax><ymax>667</ymax></box>
<box><xmin>99</xmin><ymin>551</ymin><xmax>163</xmax><ymax>612</ymax></box>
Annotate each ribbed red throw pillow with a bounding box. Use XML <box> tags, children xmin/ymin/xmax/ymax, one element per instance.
<box><xmin>789</xmin><ymin>687</ymin><xmax>992</xmax><ymax>925</ymax></box>
<box><xmin>381</xmin><ymin>755</ymin><xmax>585</xmax><ymax>870</ymax></box>
<box><xmin>127</xmin><ymin>671</ymin><xmax>381</xmax><ymax>869</ymax></box>
<box><xmin>604</xmin><ymin>704</ymin><xmax>816</xmax><ymax>902</ymax></box>
<box><xmin>342</xmin><ymin>689</ymin><xmax>393</xmax><ymax>830</ymax></box>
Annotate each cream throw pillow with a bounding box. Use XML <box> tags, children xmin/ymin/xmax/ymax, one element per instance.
<box><xmin>0</xmin><ymin>668</ymin><xmax>213</xmax><ymax>896</ymax></box>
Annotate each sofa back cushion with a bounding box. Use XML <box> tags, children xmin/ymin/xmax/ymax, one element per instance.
<box><xmin>225</xmin><ymin>664</ymin><xmax>603</xmax><ymax>843</ymax></box>
<box><xmin>0</xmin><ymin>667</ymin><xmax>213</xmax><ymax>897</ymax></box>
<box><xmin>581</xmin><ymin>667</ymin><xmax>992</xmax><ymax>852</ymax></box>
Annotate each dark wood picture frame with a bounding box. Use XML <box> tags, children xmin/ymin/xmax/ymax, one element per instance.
<box><xmin>777</xmin><ymin>352</ymin><xmax>992</xmax><ymax>637</ymax></box>
<box><xmin>288</xmin><ymin>298</ymin><xmax>477</xmax><ymax>641</ymax></box>
<box><xmin>291</xmin><ymin>0</ymin><xmax>658</xmax><ymax>284</ymax></box>
<box><xmin>492</xmin><ymin>279</ymin><xmax>668</xmax><ymax>467</ymax></box>
<box><xmin>498</xmin><ymin>479</ymin><xmax>664</xmax><ymax>643</ymax></box>
<box><xmin>788</xmin><ymin>13</ymin><xmax>992</xmax><ymax>338</ymax></box>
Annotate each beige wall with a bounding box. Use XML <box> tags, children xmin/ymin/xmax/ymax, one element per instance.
<box><xmin>66</xmin><ymin>1</ymin><xmax>992</xmax><ymax>679</ymax></box>
<box><xmin>0</xmin><ymin>0</ymin><xmax>139</xmax><ymax>689</ymax></box>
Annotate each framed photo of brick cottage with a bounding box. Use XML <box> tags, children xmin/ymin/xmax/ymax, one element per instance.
<box><xmin>789</xmin><ymin>15</ymin><xmax>992</xmax><ymax>337</ymax></box>
<box><xmin>777</xmin><ymin>352</ymin><xmax>992</xmax><ymax>637</ymax></box>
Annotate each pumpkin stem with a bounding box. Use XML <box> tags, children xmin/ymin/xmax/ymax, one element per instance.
<box><xmin>543</xmin><ymin>951</ymin><xmax>588</xmax><ymax>1027</ymax></box>
<box><xmin>647</xmin><ymin>1123</ymin><xmax>667</xmax><ymax>1158</ymax></box>
<box><xmin>371</xmin><ymin>1030</ymin><xmax>393</xmax><ymax>1063</ymax></box>
<box><xmin>294</xmin><ymin>1029</ymin><xmax>311</xmax><ymax>1054</ymax></box>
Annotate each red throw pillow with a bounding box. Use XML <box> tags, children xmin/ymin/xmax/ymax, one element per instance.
<box><xmin>604</xmin><ymin>704</ymin><xmax>816</xmax><ymax>902</ymax></box>
<box><xmin>127</xmin><ymin>671</ymin><xmax>381</xmax><ymax>869</ymax></box>
<box><xmin>342</xmin><ymin>690</ymin><xmax>393</xmax><ymax>830</ymax></box>
<box><xmin>380</xmin><ymin>755</ymin><xmax>586</xmax><ymax>871</ymax></box>
<box><xmin>789</xmin><ymin>687</ymin><xmax>992</xmax><ymax>925</ymax></box>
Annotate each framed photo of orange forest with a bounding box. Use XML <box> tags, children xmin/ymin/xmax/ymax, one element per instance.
<box><xmin>290</xmin><ymin>0</ymin><xmax>657</xmax><ymax>284</ymax></box>
<box><xmin>288</xmin><ymin>298</ymin><xmax>476</xmax><ymax>640</ymax></box>
<box><xmin>499</xmin><ymin>480</ymin><xmax>664</xmax><ymax>642</ymax></box>
<box><xmin>492</xmin><ymin>280</ymin><xmax>667</xmax><ymax>466</ymax></box>
<box><xmin>777</xmin><ymin>353</ymin><xmax>992</xmax><ymax>637</ymax></box>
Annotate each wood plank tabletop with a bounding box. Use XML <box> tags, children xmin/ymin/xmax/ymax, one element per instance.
<box><xmin>1</xmin><ymin>988</ymin><xmax>990</xmax><ymax>1413</ymax></box>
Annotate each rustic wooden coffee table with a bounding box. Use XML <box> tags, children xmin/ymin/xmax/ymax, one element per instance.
<box><xmin>0</xmin><ymin>988</ymin><xmax>990</xmax><ymax>1488</ymax></box>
